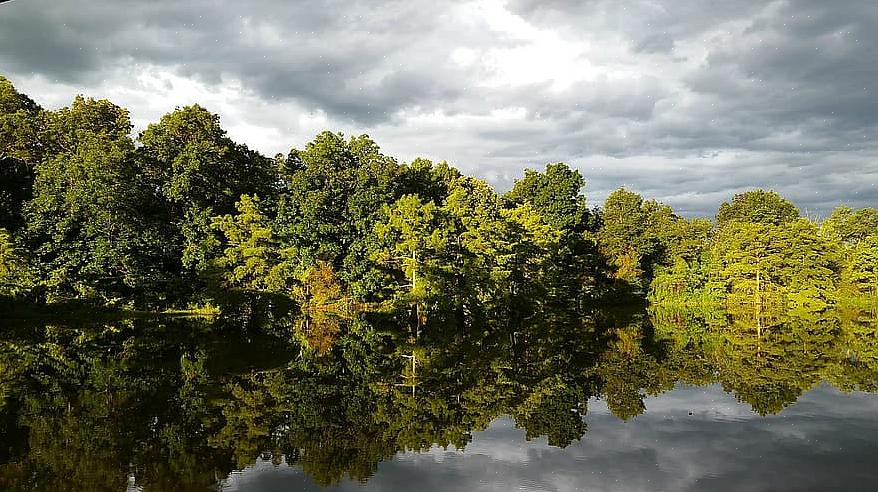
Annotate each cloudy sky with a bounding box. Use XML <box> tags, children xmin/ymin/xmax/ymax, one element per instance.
<box><xmin>1</xmin><ymin>0</ymin><xmax>877</xmax><ymax>216</ymax></box>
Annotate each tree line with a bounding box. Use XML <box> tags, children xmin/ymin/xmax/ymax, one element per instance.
<box><xmin>1</xmin><ymin>75</ymin><xmax>877</xmax><ymax>311</ymax></box>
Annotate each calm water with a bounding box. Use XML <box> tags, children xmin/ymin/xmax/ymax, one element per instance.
<box><xmin>222</xmin><ymin>384</ymin><xmax>878</xmax><ymax>492</ymax></box>
<box><xmin>1</xmin><ymin>305</ymin><xmax>876</xmax><ymax>491</ymax></box>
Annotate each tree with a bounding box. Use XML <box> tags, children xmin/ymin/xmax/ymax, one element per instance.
<box><xmin>0</xmin><ymin>76</ymin><xmax>46</xmax><ymax>231</ymax></box>
<box><xmin>712</xmin><ymin>219</ymin><xmax>839</xmax><ymax>306</ymax></box>
<box><xmin>372</xmin><ymin>194</ymin><xmax>450</xmax><ymax>300</ymax></box>
<box><xmin>504</xmin><ymin>163</ymin><xmax>589</xmax><ymax>234</ymax></box>
<box><xmin>297</xmin><ymin>261</ymin><xmax>345</xmax><ymax>307</ymax></box>
<box><xmin>23</xmin><ymin>96</ymin><xmax>160</xmax><ymax>302</ymax></box>
<box><xmin>0</xmin><ymin>228</ymin><xmax>33</xmax><ymax>297</ymax></box>
<box><xmin>846</xmin><ymin>235</ymin><xmax>878</xmax><ymax>297</ymax></box>
<box><xmin>499</xmin><ymin>203</ymin><xmax>562</xmax><ymax>303</ymax></box>
<box><xmin>274</xmin><ymin>132</ymin><xmax>406</xmax><ymax>297</ymax></box>
<box><xmin>137</xmin><ymin>105</ymin><xmax>277</xmax><ymax>271</ymax></box>
<box><xmin>439</xmin><ymin>176</ymin><xmax>511</xmax><ymax>306</ymax></box>
<box><xmin>211</xmin><ymin>194</ymin><xmax>297</xmax><ymax>294</ymax></box>
<box><xmin>821</xmin><ymin>206</ymin><xmax>878</xmax><ymax>247</ymax></box>
<box><xmin>597</xmin><ymin>188</ymin><xmax>665</xmax><ymax>284</ymax></box>
<box><xmin>716</xmin><ymin>189</ymin><xmax>799</xmax><ymax>226</ymax></box>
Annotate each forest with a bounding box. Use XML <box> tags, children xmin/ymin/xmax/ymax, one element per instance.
<box><xmin>1</xmin><ymin>74</ymin><xmax>877</xmax><ymax>315</ymax></box>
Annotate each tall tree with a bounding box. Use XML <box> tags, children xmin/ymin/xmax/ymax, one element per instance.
<box><xmin>504</xmin><ymin>163</ymin><xmax>589</xmax><ymax>234</ymax></box>
<box><xmin>137</xmin><ymin>105</ymin><xmax>277</xmax><ymax>271</ymax></box>
<box><xmin>712</xmin><ymin>219</ymin><xmax>839</xmax><ymax>306</ymax></box>
<box><xmin>275</xmin><ymin>132</ymin><xmax>406</xmax><ymax>297</ymax></box>
<box><xmin>597</xmin><ymin>188</ymin><xmax>661</xmax><ymax>284</ymax></box>
<box><xmin>23</xmin><ymin>97</ymin><xmax>159</xmax><ymax>302</ymax></box>
<box><xmin>372</xmin><ymin>194</ymin><xmax>450</xmax><ymax>301</ymax></box>
<box><xmin>0</xmin><ymin>76</ymin><xmax>46</xmax><ymax>231</ymax></box>
<box><xmin>211</xmin><ymin>194</ymin><xmax>297</xmax><ymax>295</ymax></box>
<box><xmin>716</xmin><ymin>189</ymin><xmax>800</xmax><ymax>226</ymax></box>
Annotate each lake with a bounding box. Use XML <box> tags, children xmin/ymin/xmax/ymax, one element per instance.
<box><xmin>1</xmin><ymin>305</ymin><xmax>876</xmax><ymax>491</ymax></box>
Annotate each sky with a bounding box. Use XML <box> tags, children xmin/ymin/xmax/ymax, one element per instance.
<box><xmin>1</xmin><ymin>0</ymin><xmax>877</xmax><ymax>216</ymax></box>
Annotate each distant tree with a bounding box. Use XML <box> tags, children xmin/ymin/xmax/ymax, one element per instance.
<box><xmin>821</xmin><ymin>206</ymin><xmax>878</xmax><ymax>246</ymax></box>
<box><xmin>504</xmin><ymin>163</ymin><xmax>589</xmax><ymax>233</ymax></box>
<box><xmin>716</xmin><ymin>189</ymin><xmax>799</xmax><ymax>226</ymax></box>
<box><xmin>846</xmin><ymin>235</ymin><xmax>878</xmax><ymax>297</ymax></box>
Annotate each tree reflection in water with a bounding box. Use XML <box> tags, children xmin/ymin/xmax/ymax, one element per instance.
<box><xmin>0</xmin><ymin>302</ymin><xmax>876</xmax><ymax>490</ymax></box>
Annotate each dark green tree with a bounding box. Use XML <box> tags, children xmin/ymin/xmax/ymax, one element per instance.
<box><xmin>0</xmin><ymin>76</ymin><xmax>46</xmax><ymax>232</ymax></box>
<box><xmin>716</xmin><ymin>189</ymin><xmax>800</xmax><ymax>226</ymax></box>
<box><xmin>275</xmin><ymin>132</ymin><xmax>408</xmax><ymax>298</ymax></box>
<box><xmin>0</xmin><ymin>228</ymin><xmax>33</xmax><ymax>298</ymax></box>
<box><xmin>23</xmin><ymin>97</ymin><xmax>162</xmax><ymax>302</ymax></box>
<box><xmin>504</xmin><ymin>163</ymin><xmax>589</xmax><ymax>233</ymax></box>
<box><xmin>137</xmin><ymin>105</ymin><xmax>278</xmax><ymax>272</ymax></box>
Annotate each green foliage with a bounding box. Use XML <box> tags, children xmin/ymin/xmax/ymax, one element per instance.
<box><xmin>821</xmin><ymin>207</ymin><xmax>878</xmax><ymax>302</ymax></box>
<box><xmin>137</xmin><ymin>105</ymin><xmax>278</xmax><ymax>274</ymax></box>
<box><xmin>0</xmin><ymin>76</ymin><xmax>45</xmax><ymax>231</ymax></box>
<box><xmin>22</xmin><ymin>96</ymin><xmax>161</xmax><ymax>303</ymax></box>
<box><xmin>650</xmin><ymin>191</ymin><xmax>847</xmax><ymax>309</ymax></box>
<box><xmin>504</xmin><ymin>163</ymin><xmax>589</xmax><ymax>233</ymax></box>
<box><xmin>138</xmin><ymin>105</ymin><xmax>277</xmax><ymax>215</ymax></box>
<box><xmin>711</xmin><ymin>219</ymin><xmax>840</xmax><ymax>307</ymax></box>
<box><xmin>597</xmin><ymin>188</ymin><xmax>648</xmax><ymax>283</ymax></box>
<box><xmin>716</xmin><ymin>189</ymin><xmax>800</xmax><ymax>226</ymax></box>
<box><xmin>845</xmin><ymin>235</ymin><xmax>878</xmax><ymax>297</ymax></box>
<box><xmin>821</xmin><ymin>206</ymin><xmax>878</xmax><ymax>246</ymax></box>
<box><xmin>274</xmin><ymin>132</ymin><xmax>406</xmax><ymax>295</ymax></box>
<box><xmin>211</xmin><ymin>194</ymin><xmax>297</xmax><ymax>294</ymax></box>
<box><xmin>0</xmin><ymin>228</ymin><xmax>33</xmax><ymax>297</ymax></box>
<box><xmin>372</xmin><ymin>194</ymin><xmax>450</xmax><ymax>300</ymax></box>
<box><xmin>0</xmin><ymin>77</ymin><xmax>871</xmax><ymax>316</ymax></box>
<box><xmin>597</xmin><ymin>188</ymin><xmax>689</xmax><ymax>286</ymax></box>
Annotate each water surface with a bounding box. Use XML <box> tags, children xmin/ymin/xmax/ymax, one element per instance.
<box><xmin>222</xmin><ymin>384</ymin><xmax>878</xmax><ymax>492</ymax></box>
<box><xmin>1</xmin><ymin>306</ymin><xmax>876</xmax><ymax>491</ymax></box>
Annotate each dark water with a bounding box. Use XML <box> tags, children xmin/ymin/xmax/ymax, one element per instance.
<box><xmin>222</xmin><ymin>384</ymin><xmax>878</xmax><ymax>492</ymax></box>
<box><xmin>1</xmin><ymin>305</ymin><xmax>876</xmax><ymax>491</ymax></box>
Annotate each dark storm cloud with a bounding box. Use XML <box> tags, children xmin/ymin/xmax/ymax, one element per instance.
<box><xmin>0</xmin><ymin>0</ymin><xmax>876</xmax><ymax>215</ymax></box>
<box><xmin>0</xmin><ymin>0</ymin><xmax>472</xmax><ymax>124</ymax></box>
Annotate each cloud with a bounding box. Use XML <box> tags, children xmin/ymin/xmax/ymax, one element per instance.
<box><xmin>1</xmin><ymin>0</ymin><xmax>876</xmax><ymax>216</ymax></box>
